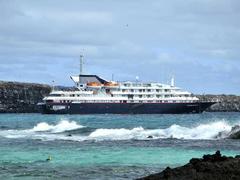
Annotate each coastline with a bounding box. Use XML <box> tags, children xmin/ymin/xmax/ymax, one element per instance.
<box><xmin>0</xmin><ymin>80</ymin><xmax>240</xmax><ymax>113</ymax></box>
<box><xmin>197</xmin><ymin>94</ymin><xmax>240</xmax><ymax>112</ymax></box>
<box><xmin>0</xmin><ymin>81</ymin><xmax>51</xmax><ymax>113</ymax></box>
<box><xmin>137</xmin><ymin>151</ymin><xmax>240</xmax><ymax>180</ymax></box>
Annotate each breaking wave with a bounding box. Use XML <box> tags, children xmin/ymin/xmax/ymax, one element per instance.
<box><xmin>88</xmin><ymin>121</ymin><xmax>232</xmax><ymax>140</ymax></box>
<box><xmin>0</xmin><ymin>119</ymin><xmax>84</xmax><ymax>139</ymax></box>
<box><xmin>0</xmin><ymin>120</ymin><xmax>237</xmax><ymax>141</ymax></box>
<box><xmin>32</xmin><ymin>120</ymin><xmax>84</xmax><ymax>133</ymax></box>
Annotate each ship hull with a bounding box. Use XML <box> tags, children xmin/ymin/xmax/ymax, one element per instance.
<box><xmin>38</xmin><ymin>102</ymin><xmax>215</xmax><ymax>114</ymax></box>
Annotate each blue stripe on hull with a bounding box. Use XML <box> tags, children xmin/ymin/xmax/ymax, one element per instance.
<box><xmin>38</xmin><ymin>102</ymin><xmax>215</xmax><ymax>114</ymax></box>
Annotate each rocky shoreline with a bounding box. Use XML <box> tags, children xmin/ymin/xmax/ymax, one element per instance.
<box><xmin>0</xmin><ymin>81</ymin><xmax>51</xmax><ymax>113</ymax></box>
<box><xmin>138</xmin><ymin>151</ymin><xmax>240</xmax><ymax>180</ymax></box>
<box><xmin>197</xmin><ymin>94</ymin><xmax>240</xmax><ymax>112</ymax></box>
<box><xmin>0</xmin><ymin>81</ymin><xmax>240</xmax><ymax>113</ymax></box>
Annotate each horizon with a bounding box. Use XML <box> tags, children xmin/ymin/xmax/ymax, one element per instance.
<box><xmin>1</xmin><ymin>0</ymin><xmax>240</xmax><ymax>94</ymax></box>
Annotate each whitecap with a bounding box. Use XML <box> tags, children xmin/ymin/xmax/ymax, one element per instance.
<box><xmin>0</xmin><ymin>119</ymin><xmax>85</xmax><ymax>139</ymax></box>
<box><xmin>0</xmin><ymin>120</ymin><xmax>235</xmax><ymax>141</ymax></box>
<box><xmin>88</xmin><ymin>121</ymin><xmax>232</xmax><ymax>141</ymax></box>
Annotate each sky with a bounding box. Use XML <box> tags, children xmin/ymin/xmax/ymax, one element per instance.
<box><xmin>0</xmin><ymin>0</ymin><xmax>240</xmax><ymax>94</ymax></box>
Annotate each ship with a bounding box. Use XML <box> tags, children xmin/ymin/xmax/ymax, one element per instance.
<box><xmin>38</xmin><ymin>55</ymin><xmax>216</xmax><ymax>114</ymax></box>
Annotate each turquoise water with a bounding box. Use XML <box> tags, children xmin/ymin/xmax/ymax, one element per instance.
<box><xmin>0</xmin><ymin>113</ymin><xmax>240</xmax><ymax>179</ymax></box>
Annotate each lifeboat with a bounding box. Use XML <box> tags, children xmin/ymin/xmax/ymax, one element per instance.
<box><xmin>104</xmin><ymin>81</ymin><xmax>119</xmax><ymax>88</ymax></box>
<box><xmin>87</xmin><ymin>82</ymin><xmax>102</xmax><ymax>88</ymax></box>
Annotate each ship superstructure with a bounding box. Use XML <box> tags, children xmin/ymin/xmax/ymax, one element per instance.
<box><xmin>38</xmin><ymin>56</ymin><xmax>215</xmax><ymax>114</ymax></box>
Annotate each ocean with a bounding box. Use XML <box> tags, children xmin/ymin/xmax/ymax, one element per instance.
<box><xmin>0</xmin><ymin>112</ymin><xmax>240</xmax><ymax>179</ymax></box>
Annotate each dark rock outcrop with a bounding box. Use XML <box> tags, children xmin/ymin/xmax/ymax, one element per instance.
<box><xmin>225</xmin><ymin>125</ymin><xmax>240</xmax><ymax>139</ymax></box>
<box><xmin>197</xmin><ymin>94</ymin><xmax>240</xmax><ymax>112</ymax></box>
<box><xmin>138</xmin><ymin>151</ymin><xmax>240</xmax><ymax>180</ymax></box>
<box><xmin>229</xmin><ymin>131</ymin><xmax>240</xmax><ymax>139</ymax></box>
<box><xmin>215</xmin><ymin>125</ymin><xmax>240</xmax><ymax>139</ymax></box>
<box><xmin>0</xmin><ymin>81</ymin><xmax>51</xmax><ymax>113</ymax></box>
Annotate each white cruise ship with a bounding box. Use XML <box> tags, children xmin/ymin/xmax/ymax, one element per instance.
<box><xmin>38</xmin><ymin>56</ymin><xmax>215</xmax><ymax>114</ymax></box>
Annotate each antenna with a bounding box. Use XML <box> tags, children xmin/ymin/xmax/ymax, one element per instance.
<box><xmin>171</xmin><ymin>76</ymin><xmax>175</xmax><ymax>87</ymax></box>
<box><xmin>52</xmin><ymin>80</ymin><xmax>55</xmax><ymax>91</ymax></box>
<box><xmin>80</xmin><ymin>54</ymin><xmax>84</xmax><ymax>75</ymax></box>
<box><xmin>112</xmin><ymin>74</ymin><xmax>114</xmax><ymax>81</ymax></box>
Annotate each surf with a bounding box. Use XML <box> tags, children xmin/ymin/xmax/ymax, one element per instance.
<box><xmin>88</xmin><ymin>121</ymin><xmax>232</xmax><ymax>140</ymax></box>
<box><xmin>0</xmin><ymin>120</ymin><xmax>237</xmax><ymax>141</ymax></box>
<box><xmin>32</xmin><ymin>120</ymin><xmax>84</xmax><ymax>133</ymax></box>
<box><xmin>0</xmin><ymin>119</ymin><xmax>85</xmax><ymax>139</ymax></box>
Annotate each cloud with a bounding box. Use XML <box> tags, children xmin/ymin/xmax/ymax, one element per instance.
<box><xmin>0</xmin><ymin>0</ymin><xmax>239</xmax><ymax>94</ymax></box>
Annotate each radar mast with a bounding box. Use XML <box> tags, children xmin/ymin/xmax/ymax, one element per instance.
<box><xmin>80</xmin><ymin>54</ymin><xmax>84</xmax><ymax>75</ymax></box>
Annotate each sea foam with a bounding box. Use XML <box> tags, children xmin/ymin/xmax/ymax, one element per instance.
<box><xmin>88</xmin><ymin>121</ymin><xmax>232</xmax><ymax>140</ymax></box>
<box><xmin>0</xmin><ymin>120</ymin><xmax>235</xmax><ymax>141</ymax></box>
<box><xmin>32</xmin><ymin>120</ymin><xmax>84</xmax><ymax>133</ymax></box>
<box><xmin>0</xmin><ymin>119</ymin><xmax>84</xmax><ymax>139</ymax></box>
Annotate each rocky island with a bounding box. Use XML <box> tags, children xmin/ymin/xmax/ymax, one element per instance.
<box><xmin>0</xmin><ymin>81</ymin><xmax>240</xmax><ymax>113</ymax></box>
<box><xmin>0</xmin><ymin>81</ymin><xmax>51</xmax><ymax>113</ymax></box>
<box><xmin>138</xmin><ymin>151</ymin><xmax>240</xmax><ymax>180</ymax></box>
<box><xmin>197</xmin><ymin>94</ymin><xmax>240</xmax><ymax>112</ymax></box>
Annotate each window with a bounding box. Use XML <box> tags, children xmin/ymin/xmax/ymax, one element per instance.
<box><xmin>49</xmin><ymin>94</ymin><xmax>61</xmax><ymax>97</ymax></box>
<box><xmin>128</xmin><ymin>95</ymin><xmax>134</xmax><ymax>99</ymax></box>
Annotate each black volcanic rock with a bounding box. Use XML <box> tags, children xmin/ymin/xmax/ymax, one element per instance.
<box><xmin>0</xmin><ymin>81</ymin><xmax>51</xmax><ymax>113</ymax></box>
<box><xmin>137</xmin><ymin>151</ymin><xmax>240</xmax><ymax>180</ymax></box>
<box><xmin>229</xmin><ymin>131</ymin><xmax>240</xmax><ymax>139</ymax></box>
<box><xmin>197</xmin><ymin>94</ymin><xmax>240</xmax><ymax>112</ymax></box>
<box><xmin>227</xmin><ymin>125</ymin><xmax>240</xmax><ymax>139</ymax></box>
<box><xmin>216</xmin><ymin>125</ymin><xmax>240</xmax><ymax>139</ymax></box>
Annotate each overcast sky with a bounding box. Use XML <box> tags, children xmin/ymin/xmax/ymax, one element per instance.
<box><xmin>0</xmin><ymin>0</ymin><xmax>240</xmax><ymax>94</ymax></box>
